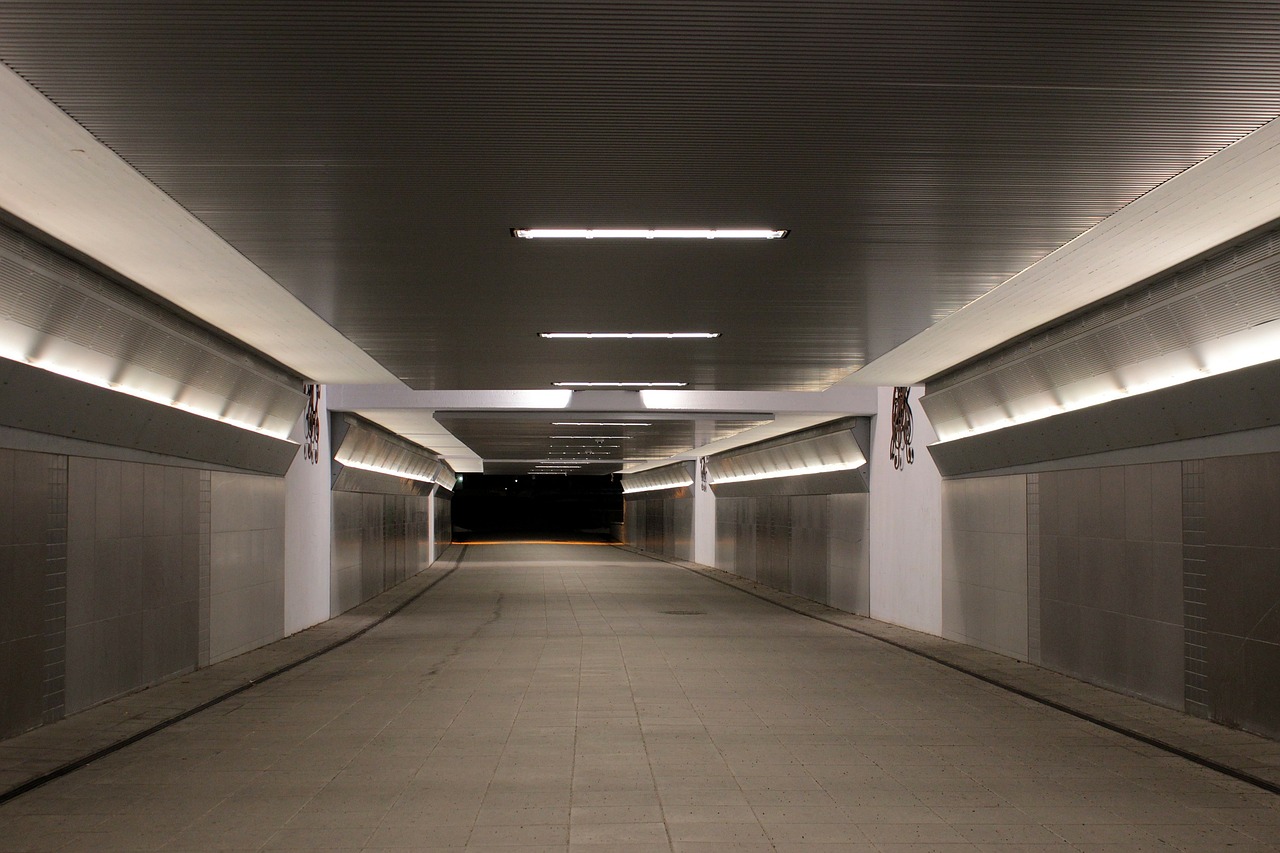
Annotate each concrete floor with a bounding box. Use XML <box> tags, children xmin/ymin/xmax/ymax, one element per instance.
<box><xmin>1</xmin><ymin>543</ymin><xmax>1278</xmax><ymax>852</ymax></box>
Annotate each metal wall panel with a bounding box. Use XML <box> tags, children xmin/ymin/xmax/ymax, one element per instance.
<box><xmin>64</xmin><ymin>457</ymin><xmax>201</xmax><ymax>714</ymax></box>
<box><xmin>941</xmin><ymin>475</ymin><xmax>1029</xmax><ymax>660</ymax></box>
<box><xmin>330</xmin><ymin>490</ymin><xmax>433</xmax><ymax>617</ymax></box>
<box><xmin>1037</xmin><ymin>464</ymin><xmax>1184</xmax><ymax>710</ymax></box>
<box><xmin>1202</xmin><ymin>453</ymin><xmax>1280</xmax><ymax>739</ymax></box>
<box><xmin>0</xmin><ymin>220</ymin><xmax>305</xmax><ymax>435</ymax></box>
<box><xmin>716</xmin><ymin>492</ymin><xmax>869</xmax><ymax>614</ymax></box>
<box><xmin>0</xmin><ymin>449</ymin><xmax>59</xmax><ymax>738</ymax></box>
<box><xmin>207</xmin><ymin>472</ymin><xmax>285</xmax><ymax>664</ymax></box>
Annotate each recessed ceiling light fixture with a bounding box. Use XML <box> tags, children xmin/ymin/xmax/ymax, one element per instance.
<box><xmin>539</xmin><ymin>332</ymin><xmax>720</xmax><ymax>339</ymax></box>
<box><xmin>549</xmin><ymin>435</ymin><xmax>629</xmax><ymax>439</ymax></box>
<box><xmin>553</xmin><ymin>421</ymin><xmax>651</xmax><ymax>427</ymax></box>
<box><xmin>512</xmin><ymin>228</ymin><xmax>787</xmax><ymax>240</ymax></box>
<box><xmin>553</xmin><ymin>381</ymin><xmax>687</xmax><ymax>388</ymax></box>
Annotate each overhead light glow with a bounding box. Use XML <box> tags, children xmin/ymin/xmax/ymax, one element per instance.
<box><xmin>513</xmin><ymin>228</ymin><xmax>787</xmax><ymax>240</ymax></box>
<box><xmin>709</xmin><ymin>459</ymin><xmax>867</xmax><ymax>485</ymax></box>
<box><xmin>553</xmin><ymin>381</ymin><xmax>687</xmax><ymax>388</ymax></box>
<box><xmin>5</xmin><ymin>351</ymin><xmax>291</xmax><ymax>439</ymax></box>
<box><xmin>550</xmin><ymin>435</ymin><xmax>629</xmax><ymax>439</ymax></box>
<box><xmin>622</xmin><ymin>476</ymin><xmax>695</xmax><ymax>494</ymax></box>
<box><xmin>540</xmin><ymin>332</ymin><xmax>720</xmax><ymax>339</ymax></box>
<box><xmin>553</xmin><ymin>421</ymin><xmax>651</xmax><ymax>427</ymax></box>
<box><xmin>339</xmin><ymin>458</ymin><xmax>438</xmax><ymax>484</ymax></box>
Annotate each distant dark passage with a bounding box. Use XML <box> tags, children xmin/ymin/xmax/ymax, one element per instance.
<box><xmin>451</xmin><ymin>474</ymin><xmax>622</xmax><ymax>542</ymax></box>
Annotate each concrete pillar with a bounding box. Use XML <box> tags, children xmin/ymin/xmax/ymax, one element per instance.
<box><xmin>284</xmin><ymin>384</ymin><xmax>332</xmax><ymax>635</ymax></box>
<box><xmin>869</xmin><ymin>385</ymin><xmax>943</xmax><ymax>634</ymax></box>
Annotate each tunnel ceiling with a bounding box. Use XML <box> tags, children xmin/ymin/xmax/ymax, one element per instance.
<box><xmin>434</xmin><ymin>411</ymin><xmax>771</xmax><ymax>475</ymax></box>
<box><xmin>2</xmin><ymin>2</ymin><xmax>1280</xmax><ymax>395</ymax></box>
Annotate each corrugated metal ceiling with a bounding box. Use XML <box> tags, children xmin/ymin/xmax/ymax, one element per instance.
<box><xmin>1</xmin><ymin>1</ymin><xmax>1279</xmax><ymax>393</ymax></box>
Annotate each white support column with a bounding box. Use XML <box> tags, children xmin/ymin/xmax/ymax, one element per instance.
<box><xmin>284</xmin><ymin>385</ymin><xmax>332</xmax><ymax>635</ymax></box>
<box><xmin>427</xmin><ymin>483</ymin><xmax>439</xmax><ymax>565</ymax></box>
<box><xmin>692</xmin><ymin>458</ymin><xmax>717</xmax><ymax>567</ymax></box>
<box><xmin>869</xmin><ymin>385</ymin><xmax>943</xmax><ymax>635</ymax></box>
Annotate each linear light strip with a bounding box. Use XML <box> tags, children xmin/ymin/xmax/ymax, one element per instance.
<box><xmin>540</xmin><ymin>332</ymin><xmax>719</xmax><ymax>339</ymax></box>
<box><xmin>4</xmin><ymin>352</ymin><xmax>292</xmax><ymax>439</ymax></box>
<box><xmin>338</xmin><ymin>458</ymin><xmax>439</xmax><ymax>484</ymax></box>
<box><xmin>513</xmin><ymin>228</ymin><xmax>787</xmax><ymax>240</ymax></box>
<box><xmin>708</xmin><ymin>459</ymin><xmax>866</xmax><ymax>485</ymax></box>
<box><xmin>553</xmin><ymin>381</ymin><xmax>687</xmax><ymax>388</ymax></box>
<box><xmin>553</xmin><ymin>421</ymin><xmax>652</xmax><ymax>427</ymax></box>
<box><xmin>622</xmin><ymin>477</ymin><xmax>695</xmax><ymax>494</ymax></box>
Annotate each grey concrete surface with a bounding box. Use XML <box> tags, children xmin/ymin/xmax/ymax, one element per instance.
<box><xmin>1</xmin><ymin>543</ymin><xmax>1278</xmax><ymax>852</ymax></box>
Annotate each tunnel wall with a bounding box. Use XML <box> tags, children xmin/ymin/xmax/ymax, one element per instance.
<box><xmin>623</xmin><ymin>488</ymin><xmax>693</xmax><ymax>562</ymax></box>
<box><xmin>940</xmin><ymin>447</ymin><xmax>1280</xmax><ymax>740</ymax></box>
<box><xmin>0</xmin><ymin>446</ymin><xmax>292</xmax><ymax>736</ymax></box>
<box><xmin>715</xmin><ymin>493</ymin><xmax>870</xmax><ymax>615</ymax></box>
<box><xmin>330</xmin><ymin>491</ymin><xmax>432</xmax><ymax>617</ymax></box>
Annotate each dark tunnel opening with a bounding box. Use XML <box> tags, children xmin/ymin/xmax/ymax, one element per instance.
<box><xmin>451</xmin><ymin>474</ymin><xmax>623</xmax><ymax>542</ymax></box>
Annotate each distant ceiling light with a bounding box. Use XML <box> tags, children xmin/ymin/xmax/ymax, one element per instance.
<box><xmin>512</xmin><ymin>228</ymin><xmax>787</xmax><ymax>240</ymax></box>
<box><xmin>553</xmin><ymin>381</ymin><xmax>687</xmax><ymax>388</ymax></box>
<box><xmin>553</xmin><ymin>421</ymin><xmax>651</xmax><ymax>427</ymax></box>
<box><xmin>539</xmin><ymin>332</ymin><xmax>720</xmax><ymax>339</ymax></box>
<box><xmin>549</xmin><ymin>435</ymin><xmax>629</xmax><ymax>439</ymax></box>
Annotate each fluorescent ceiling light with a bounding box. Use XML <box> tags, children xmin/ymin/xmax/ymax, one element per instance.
<box><xmin>549</xmin><ymin>435</ymin><xmax>629</xmax><ymax>439</ymax></box>
<box><xmin>540</xmin><ymin>332</ymin><xmax>720</xmax><ymax>339</ymax></box>
<box><xmin>513</xmin><ymin>228</ymin><xmax>787</xmax><ymax>240</ymax></box>
<box><xmin>709</xmin><ymin>459</ymin><xmax>867</xmax><ymax>485</ymax></box>
<box><xmin>553</xmin><ymin>421</ymin><xmax>651</xmax><ymax>427</ymax></box>
<box><xmin>553</xmin><ymin>381</ymin><xmax>687</xmax><ymax>388</ymax></box>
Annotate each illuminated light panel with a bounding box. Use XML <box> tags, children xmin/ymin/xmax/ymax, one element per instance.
<box><xmin>932</xmin><ymin>319</ymin><xmax>1280</xmax><ymax>443</ymax></box>
<box><xmin>709</xmin><ymin>459</ymin><xmax>866</xmax><ymax>485</ymax></box>
<box><xmin>553</xmin><ymin>381</ymin><xmax>687</xmax><ymax>388</ymax></box>
<box><xmin>4</xmin><ymin>352</ymin><xmax>291</xmax><ymax>439</ymax></box>
<box><xmin>553</xmin><ymin>421</ymin><xmax>651</xmax><ymax>427</ymax></box>
<box><xmin>338</xmin><ymin>458</ymin><xmax>440</xmax><ymax>484</ymax></box>
<box><xmin>539</xmin><ymin>332</ymin><xmax>720</xmax><ymax>339</ymax></box>
<box><xmin>549</xmin><ymin>435</ymin><xmax>629</xmax><ymax>439</ymax></box>
<box><xmin>512</xmin><ymin>228</ymin><xmax>787</xmax><ymax>240</ymax></box>
<box><xmin>622</xmin><ymin>476</ymin><xmax>695</xmax><ymax>494</ymax></box>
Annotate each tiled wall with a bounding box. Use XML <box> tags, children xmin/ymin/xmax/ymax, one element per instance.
<box><xmin>941</xmin><ymin>475</ymin><xmax>1029</xmax><ymax>659</ymax></box>
<box><xmin>65</xmin><ymin>459</ymin><xmax>202</xmax><ymax>714</ymax></box>
<box><xmin>330</xmin><ymin>491</ymin><xmax>432</xmax><ymax>617</ymax></box>
<box><xmin>943</xmin><ymin>452</ymin><xmax>1280</xmax><ymax>739</ymax></box>
<box><xmin>1</xmin><ymin>447</ymin><xmax>293</xmax><ymax>737</ymax></box>
<box><xmin>0</xmin><ymin>450</ymin><xmax>61</xmax><ymax>738</ymax></box>
<box><xmin>623</xmin><ymin>493</ymin><xmax>693</xmax><ymax>562</ymax></box>
<box><xmin>1039</xmin><ymin>463</ymin><xmax>1184</xmax><ymax>710</ymax></box>
<box><xmin>1202</xmin><ymin>453</ymin><xmax>1280</xmax><ymax>739</ymax></box>
<box><xmin>208</xmin><ymin>473</ymin><xmax>286</xmax><ymax>663</ymax></box>
<box><xmin>715</xmin><ymin>493</ymin><xmax>871</xmax><ymax>615</ymax></box>
<box><xmin>434</xmin><ymin>492</ymin><xmax>452</xmax><ymax>556</ymax></box>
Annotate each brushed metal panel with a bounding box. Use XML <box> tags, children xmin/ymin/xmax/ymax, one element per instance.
<box><xmin>7</xmin><ymin>4</ymin><xmax>1276</xmax><ymax>390</ymax></box>
<box><xmin>928</xmin><ymin>356</ymin><xmax>1280</xmax><ymax>477</ymax></box>
<box><xmin>925</xmin><ymin>223</ymin><xmax>1280</xmax><ymax>441</ymax></box>
<box><xmin>0</xmin><ymin>221</ymin><xmax>305</xmax><ymax>434</ymax></box>
<box><xmin>0</xmin><ymin>359</ymin><xmax>298</xmax><ymax>475</ymax></box>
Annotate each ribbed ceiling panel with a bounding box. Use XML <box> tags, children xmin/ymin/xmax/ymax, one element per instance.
<box><xmin>2</xmin><ymin>2</ymin><xmax>1280</xmax><ymax>389</ymax></box>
